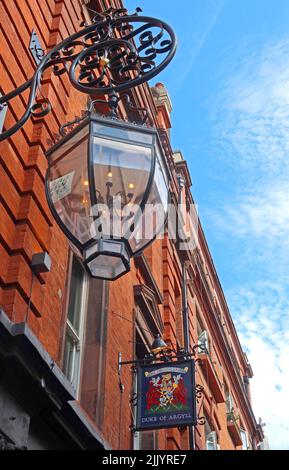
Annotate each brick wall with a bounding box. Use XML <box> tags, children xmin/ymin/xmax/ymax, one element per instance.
<box><xmin>0</xmin><ymin>0</ymin><xmax>90</xmax><ymax>358</ymax></box>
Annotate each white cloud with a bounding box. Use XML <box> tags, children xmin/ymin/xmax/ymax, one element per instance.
<box><xmin>206</xmin><ymin>37</ymin><xmax>289</xmax><ymax>449</ymax></box>
<box><xmin>245</xmin><ymin>336</ymin><xmax>289</xmax><ymax>450</ymax></box>
<box><xmin>212</xmin><ymin>38</ymin><xmax>289</xmax><ymax>181</ymax></box>
<box><xmin>209</xmin><ymin>182</ymin><xmax>289</xmax><ymax>245</ymax></box>
<box><xmin>228</xmin><ymin>284</ymin><xmax>289</xmax><ymax>450</ymax></box>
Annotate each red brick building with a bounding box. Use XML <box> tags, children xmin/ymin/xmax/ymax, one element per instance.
<box><xmin>0</xmin><ymin>0</ymin><xmax>264</xmax><ymax>450</ymax></box>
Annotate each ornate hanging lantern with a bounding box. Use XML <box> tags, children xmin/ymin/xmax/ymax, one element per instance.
<box><xmin>45</xmin><ymin>113</ymin><xmax>169</xmax><ymax>280</ymax></box>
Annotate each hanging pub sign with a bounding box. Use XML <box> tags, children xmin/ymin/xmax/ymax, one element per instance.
<box><xmin>136</xmin><ymin>360</ymin><xmax>197</xmax><ymax>431</ymax></box>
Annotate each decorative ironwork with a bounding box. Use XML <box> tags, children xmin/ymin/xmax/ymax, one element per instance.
<box><xmin>0</xmin><ymin>6</ymin><xmax>177</xmax><ymax>141</ymax></box>
<box><xmin>195</xmin><ymin>384</ymin><xmax>205</xmax><ymax>402</ymax></box>
<box><xmin>194</xmin><ymin>384</ymin><xmax>206</xmax><ymax>427</ymax></box>
<box><xmin>57</xmin><ymin>93</ymin><xmax>152</xmax><ymax>140</ymax></box>
<box><xmin>227</xmin><ymin>410</ymin><xmax>240</xmax><ymax>423</ymax></box>
<box><xmin>130</xmin><ymin>392</ymin><xmax>138</xmax><ymax>407</ymax></box>
<box><xmin>197</xmin><ymin>416</ymin><xmax>206</xmax><ymax>426</ymax></box>
<box><xmin>29</xmin><ymin>30</ymin><xmax>45</xmax><ymax>65</ymax></box>
<box><xmin>192</xmin><ymin>343</ymin><xmax>205</xmax><ymax>356</ymax></box>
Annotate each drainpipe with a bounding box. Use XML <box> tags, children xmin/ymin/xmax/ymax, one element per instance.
<box><xmin>178</xmin><ymin>176</ymin><xmax>195</xmax><ymax>451</ymax></box>
<box><xmin>182</xmin><ymin>261</ymin><xmax>190</xmax><ymax>354</ymax></box>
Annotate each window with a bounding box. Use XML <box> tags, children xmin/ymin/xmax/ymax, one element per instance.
<box><xmin>63</xmin><ymin>256</ymin><xmax>88</xmax><ymax>392</ymax></box>
<box><xmin>226</xmin><ymin>394</ymin><xmax>234</xmax><ymax>413</ymax></box>
<box><xmin>80</xmin><ymin>276</ymin><xmax>109</xmax><ymax>427</ymax></box>
<box><xmin>240</xmin><ymin>429</ymin><xmax>249</xmax><ymax>450</ymax></box>
<box><xmin>61</xmin><ymin>253</ymin><xmax>109</xmax><ymax>427</ymax></box>
<box><xmin>198</xmin><ymin>330</ymin><xmax>210</xmax><ymax>355</ymax></box>
<box><xmin>206</xmin><ymin>431</ymin><xmax>219</xmax><ymax>450</ymax></box>
<box><xmin>225</xmin><ymin>390</ymin><xmax>234</xmax><ymax>414</ymax></box>
<box><xmin>205</xmin><ymin>418</ymin><xmax>219</xmax><ymax>450</ymax></box>
<box><xmin>243</xmin><ymin>376</ymin><xmax>250</xmax><ymax>399</ymax></box>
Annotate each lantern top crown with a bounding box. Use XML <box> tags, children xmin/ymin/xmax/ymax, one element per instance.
<box><xmin>46</xmin><ymin>110</ymin><xmax>163</xmax><ymax>156</ymax></box>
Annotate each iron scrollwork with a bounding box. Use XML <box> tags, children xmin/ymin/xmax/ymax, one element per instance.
<box><xmin>0</xmin><ymin>6</ymin><xmax>177</xmax><ymax>141</ymax></box>
<box><xmin>195</xmin><ymin>384</ymin><xmax>206</xmax><ymax>427</ymax></box>
<box><xmin>130</xmin><ymin>392</ymin><xmax>138</xmax><ymax>408</ymax></box>
<box><xmin>195</xmin><ymin>384</ymin><xmax>205</xmax><ymax>402</ymax></box>
<box><xmin>197</xmin><ymin>416</ymin><xmax>206</xmax><ymax>426</ymax></box>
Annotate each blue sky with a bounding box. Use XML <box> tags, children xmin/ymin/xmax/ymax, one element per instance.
<box><xmin>125</xmin><ymin>0</ymin><xmax>289</xmax><ymax>450</ymax></box>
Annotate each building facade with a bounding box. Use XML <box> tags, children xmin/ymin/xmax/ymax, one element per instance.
<box><xmin>0</xmin><ymin>0</ymin><xmax>264</xmax><ymax>450</ymax></box>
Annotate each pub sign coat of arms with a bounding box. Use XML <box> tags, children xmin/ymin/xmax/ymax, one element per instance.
<box><xmin>136</xmin><ymin>360</ymin><xmax>196</xmax><ymax>431</ymax></box>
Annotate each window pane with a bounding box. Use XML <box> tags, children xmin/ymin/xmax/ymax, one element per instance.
<box><xmin>80</xmin><ymin>279</ymin><xmax>109</xmax><ymax>427</ymax></box>
<box><xmin>63</xmin><ymin>334</ymin><xmax>80</xmax><ymax>390</ymax></box>
<box><xmin>87</xmin><ymin>254</ymin><xmax>127</xmax><ymax>280</ymax></box>
<box><xmin>206</xmin><ymin>431</ymin><xmax>217</xmax><ymax>450</ymax></box>
<box><xmin>225</xmin><ymin>393</ymin><xmax>234</xmax><ymax>413</ymax></box>
<box><xmin>198</xmin><ymin>331</ymin><xmax>209</xmax><ymax>354</ymax></box>
<box><xmin>92</xmin><ymin>121</ymin><xmax>154</xmax><ymax>145</ymax></box>
<box><xmin>67</xmin><ymin>257</ymin><xmax>86</xmax><ymax>334</ymax></box>
<box><xmin>241</xmin><ymin>430</ymin><xmax>248</xmax><ymax>450</ymax></box>
<box><xmin>92</xmin><ymin>136</ymin><xmax>152</xmax><ymax>233</ymax></box>
<box><xmin>63</xmin><ymin>256</ymin><xmax>87</xmax><ymax>392</ymax></box>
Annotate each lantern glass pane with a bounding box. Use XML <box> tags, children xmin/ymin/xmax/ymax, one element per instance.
<box><xmin>92</xmin><ymin>135</ymin><xmax>152</xmax><ymax>236</ymax></box>
<box><xmin>47</xmin><ymin>125</ymin><xmax>93</xmax><ymax>246</ymax></box>
<box><xmin>86</xmin><ymin>255</ymin><xmax>127</xmax><ymax>280</ymax></box>
<box><xmin>92</xmin><ymin>121</ymin><xmax>154</xmax><ymax>146</ymax></box>
<box><xmin>128</xmin><ymin>145</ymin><xmax>169</xmax><ymax>254</ymax></box>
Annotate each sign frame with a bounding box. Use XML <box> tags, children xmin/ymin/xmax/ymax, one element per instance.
<box><xmin>135</xmin><ymin>359</ymin><xmax>197</xmax><ymax>431</ymax></box>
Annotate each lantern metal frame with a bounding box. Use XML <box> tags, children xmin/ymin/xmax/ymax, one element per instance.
<box><xmin>83</xmin><ymin>238</ymin><xmax>131</xmax><ymax>281</ymax></box>
<box><xmin>45</xmin><ymin>112</ymin><xmax>171</xmax><ymax>280</ymax></box>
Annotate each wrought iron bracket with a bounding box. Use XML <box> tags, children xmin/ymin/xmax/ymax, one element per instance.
<box><xmin>130</xmin><ymin>425</ymin><xmax>137</xmax><ymax>433</ymax></box>
<box><xmin>195</xmin><ymin>384</ymin><xmax>206</xmax><ymax>426</ymax></box>
<box><xmin>118</xmin><ymin>346</ymin><xmax>199</xmax><ymax>369</ymax></box>
<box><xmin>195</xmin><ymin>384</ymin><xmax>205</xmax><ymax>401</ymax></box>
<box><xmin>130</xmin><ymin>392</ymin><xmax>138</xmax><ymax>407</ymax></box>
<box><xmin>0</xmin><ymin>6</ymin><xmax>177</xmax><ymax>142</ymax></box>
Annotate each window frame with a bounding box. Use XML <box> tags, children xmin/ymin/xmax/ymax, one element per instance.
<box><xmin>205</xmin><ymin>431</ymin><xmax>218</xmax><ymax>450</ymax></box>
<box><xmin>62</xmin><ymin>254</ymin><xmax>89</xmax><ymax>396</ymax></box>
<box><xmin>240</xmin><ymin>428</ymin><xmax>249</xmax><ymax>450</ymax></box>
<box><xmin>198</xmin><ymin>329</ymin><xmax>210</xmax><ymax>355</ymax></box>
<box><xmin>225</xmin><ymin>391</ymin><xmax>235</xmax><ymax>414</ymax></box>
